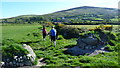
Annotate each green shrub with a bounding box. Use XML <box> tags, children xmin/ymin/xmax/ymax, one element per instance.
<box><xmin>59</xmin><ymin>26</ymin><xmax>79</xmax><ymax>39</ymax></box>
<box><xmin>55</xmin><ymin>24</ymin><xmax>80</xmax><ymax>39</ymax></box>
<box><xmin>2</xmin><ymin>43</ymin><xmax>29</xmax><ymax>58</ymax></box>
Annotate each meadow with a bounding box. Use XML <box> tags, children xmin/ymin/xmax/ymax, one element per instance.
<box><xmin>1</xmin><ymin>24</ymin><xmax>119</xmax><ymax>67</ymax></box>
<box><xmin>2</xmin><ymin>24</ymin><xmax>41</xmax><ymax>42</ymax></box>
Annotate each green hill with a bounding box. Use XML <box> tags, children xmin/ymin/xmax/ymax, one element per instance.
<box><xmin>1</xmin><ymin>6</ymin><xmax>119</xmax><ymax>24</ymax></box>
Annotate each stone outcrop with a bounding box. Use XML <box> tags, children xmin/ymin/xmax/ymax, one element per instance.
<box><xmin>2</xmin><ymin>44</ymin><xmax>36</xmax><ymax>67</ymax></box>
<box><xmin>66</xmin><ymin>34</ymin><xmax>100</xmax><ymax>56</ymax></box>
<box><xmin>22</xmin><ymin>44</ymin><xmax>36</xmax><ymax>63</ymax></box>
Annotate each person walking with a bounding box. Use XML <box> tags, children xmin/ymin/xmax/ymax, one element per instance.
<box><xmin>42</xmin><ymin>26</ymin><xmax>47</xmax><ymax>40</ymax></box>
<box><xmin>49</xmin><ymin>26</ymin><xmax>57</xmax><ymax>47</ymax></box>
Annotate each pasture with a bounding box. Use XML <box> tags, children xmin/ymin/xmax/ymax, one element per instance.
<box><xmin>2</xmin><ymin>24</ymin><xmax>41</xmax><ymax>41</ymax></box>
<box><xmin>66</xmin><ymin>25</ymin><xmax>119</xmax><ymax>29</ymax></box>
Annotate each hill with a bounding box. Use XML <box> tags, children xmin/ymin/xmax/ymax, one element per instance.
<box><xmin>1</xmin><ymin>6</ymin><xmax>119</xmax><ymax>24</ymax></box>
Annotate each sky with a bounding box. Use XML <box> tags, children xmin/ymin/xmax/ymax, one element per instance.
<box><xmin>0</xmin><ymin>0</ymin><xmax>119</xmax><ymax>19</ymax></box>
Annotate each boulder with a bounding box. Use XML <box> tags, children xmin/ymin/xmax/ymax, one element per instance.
<box><xmin>66</xmin><ymin>34</ymin><xmax>100</xmax><ymax>56</ymax></box>
<box><xmin>67</xmin><ymin>46</ymin><xmax>85</xmax><ymax>55</ymax></box>
<box><xmin>22</xmin><ymin>44</ymin><xmax>36</xmax><ymax>64</ymax></box>
<box><xmin>81</xmin><ymin>37</ymin><xmax>98</xmax><ymax>46</ymax></box>
<box><xmin>77</xmin><ymin>40</ymin><xmax>87</xmax><ymax>49</ymax></box>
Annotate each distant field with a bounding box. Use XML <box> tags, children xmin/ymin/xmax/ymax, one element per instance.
<box><xmin>110</xmin><ymin>18</ymin><xmax>118</xmax><ymax>21</ymax></box>
<box><xmin>66</xmin><ymin>25</ymin><xmax>98</xmax><ymax>29</ymax></box>
<box><xmin>2</xmin><ymin>25</ymin><xmax>119</xmax><ymax>42</ymax></box>
<box><xmin>2</xmin><ymin>24</ymin><xmax>42</xmax><ymax>42</ymax></box>
<box><xmin>66</xmin><ymin>25</ymin><xmax>119</xmax><ymax>29</ymax></box>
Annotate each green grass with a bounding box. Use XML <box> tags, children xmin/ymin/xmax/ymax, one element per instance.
<box><xmin>110</xmin><ymin>18</ymin><xmax>118</xmax><ymax>21</ymax></box>
<box><xmin>2</xmin><ymin>24</ymin><xmax>42</xmax><ymax>42</ymax></box>
<box><xmin>2</xmin><ymin>24</ymin><xmax>119</xmax><ymax>67</ymax></box>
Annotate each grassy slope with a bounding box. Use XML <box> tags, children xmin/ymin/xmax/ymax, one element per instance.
<box><xmin>2</xmin><ymin>24</ymin><xmax>119</xmax><ymax>67</ymax></box>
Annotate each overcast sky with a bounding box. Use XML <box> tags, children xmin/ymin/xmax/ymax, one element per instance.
<box><xmin>0</xmin><ymin>0</ymin><xmax>119</xmax><ymax>19</ymax></box>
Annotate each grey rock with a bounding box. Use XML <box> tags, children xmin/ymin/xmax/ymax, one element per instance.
<box><xmin>22</xmin><ymin>44</ymin><xmax>36</xmax><ymax>63</ymax></box>
<box><xmin>81</xmin><ymin>37</ymin><xmax>98</xmax><ymax>45</ymax></box>
<box><xmin>66</xmin><ymin>35</ymin><xmax>100</xmax><ymax>56</ymax></box>
<box><xmin>67</xmin><ymin>46</ymin><xmax>85</xmax><ymax>55</ymax></box>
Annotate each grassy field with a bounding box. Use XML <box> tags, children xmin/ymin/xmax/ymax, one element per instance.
<box><xmin>1</xmin><ymin>24</ymin><xmax>119</xmax><ymax>67</ymax></box>
<box><xmin>66</xmin><ymin>25</ymin><xmax>119</xmax><ymax>29</ymax></box>
<box><xmin>2</xmin><ymin>24</ymin><xmax>41</xmax><ymax>41</ymax></box>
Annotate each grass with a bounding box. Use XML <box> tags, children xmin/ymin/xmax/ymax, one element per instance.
<box><xmin>66</xmin><ymin>25</ymin><xmax>119</xmax><ymax>29</ymax></box>
<box><xmin>110</xmin><ymin>18</ymin><xmax>118</xmax><ymax>21</ymax></box>
<box><xmin>2</xmin><ymin>24</ymin><xmax>43</xmax><ymax>43</ymax></box>
<box><xmin>1</xmin><ymin>24</ymin><xmax>119</xmax><ymax>67</ymax></box>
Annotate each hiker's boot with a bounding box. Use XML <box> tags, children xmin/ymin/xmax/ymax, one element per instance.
<box><xmin>43</xmin><ymin>38</ymin><xmax>46</xmax><ymax>41</ymax></box>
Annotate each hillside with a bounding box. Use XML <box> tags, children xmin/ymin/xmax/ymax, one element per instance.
<box><xmin>1</xmin><ymin>6</ymin><xmax>119</xmax><ymax>24</ymax></box>
<box><xmin>45</xmin><ymin>6</ymin><xmax>117</xmax><ymax>17</ymax></box>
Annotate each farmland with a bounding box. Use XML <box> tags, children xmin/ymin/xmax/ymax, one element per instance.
<box><xmin>2</xmin><ymin>24</ymin><xmax>41</xmax><ymax>42</ymax></box>
<box><xmin>66</xmin><ymin>25</ymin><xmax>118</xmax><ymax>29</ymax></box>
<box><xmin>1</xmin><ymin>24</ymin><xmax>119</xmax><ymax>67</ymax></box>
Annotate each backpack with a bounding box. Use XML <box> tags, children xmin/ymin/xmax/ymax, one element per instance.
<box><xmin>50</xmin><ymin>29</ymin><xmax>56</xmax><ymax>36</ymax></box>
<box><xmin>43</xmin><ymin>29</ymin><xmax>47</xmax><ymax>34</ymax></box>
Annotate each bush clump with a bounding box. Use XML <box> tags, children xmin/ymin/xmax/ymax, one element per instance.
<box><xmin>56</xmin><ymin>26</ymin><xmax>79</xmax><ymax>39</ymax></box>
<box><xmin>2</xmin><ymin>43</ymin><xmax>29</xmax><ymax>59</ymax></box>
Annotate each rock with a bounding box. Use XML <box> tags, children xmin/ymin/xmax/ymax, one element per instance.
<box><xmin>81</xmin><ymin>37</ymin><xmax>98</xmax><ymax>45</ymax></box>
<box><xmin>66</xmin><ymin>34</ymin><xmax>101</xmax><ymax>56</ymax></box>
<box><xmin>22</xmin><ymin>44</ymin><xmax>36</xmax><ymax>63</ymax></box>
<box><xmin>14</xmin><ymin>56</ymin><xmax>18</xmax><ymax>59</ymax></box>
<box><xmin>67</xmin><ymin>46</ymin><xmax>85</xmax><ymax>55</ymax></box>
